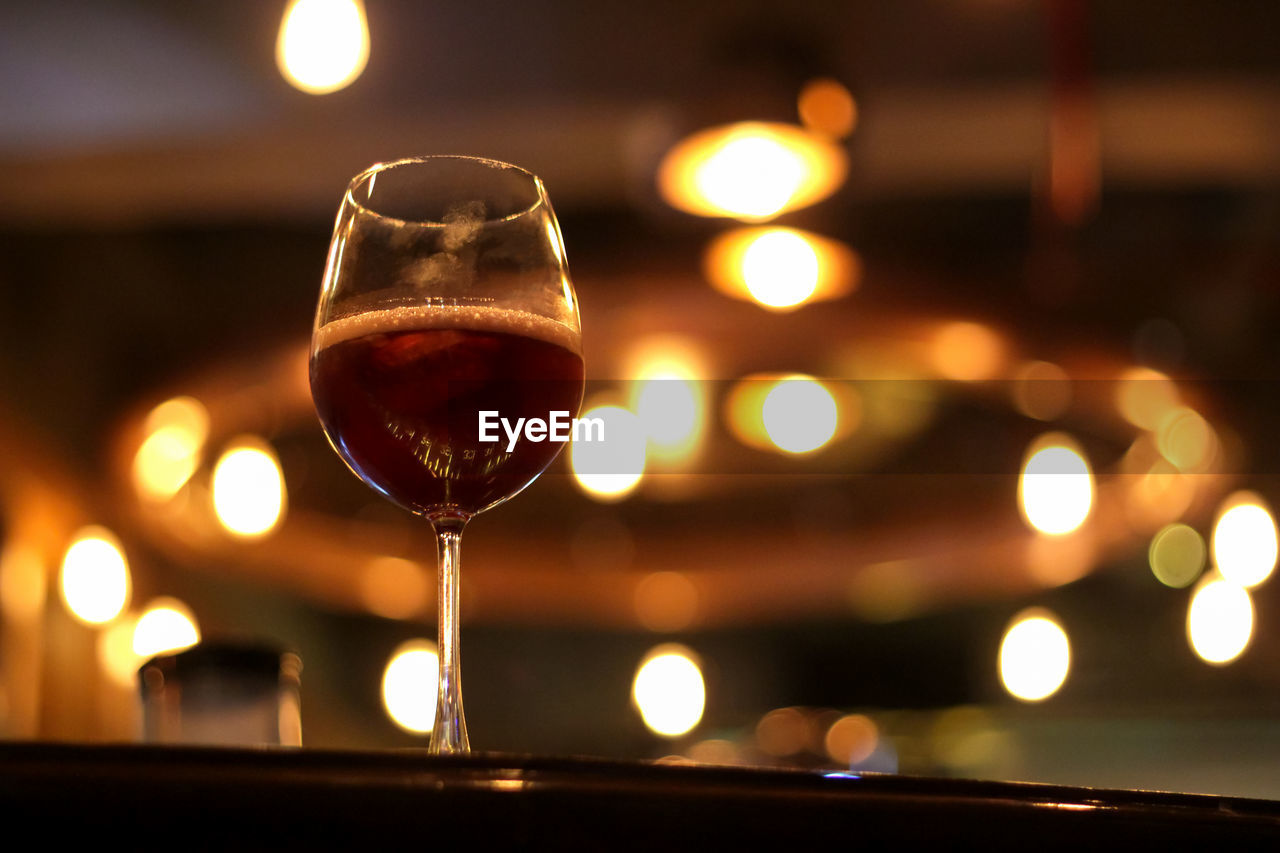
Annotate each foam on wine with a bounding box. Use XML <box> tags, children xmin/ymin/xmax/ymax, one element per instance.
<box><xmin>316</xmin><ymin>304</ymin><xmax>581</xmax><ymax>356</ymax></box>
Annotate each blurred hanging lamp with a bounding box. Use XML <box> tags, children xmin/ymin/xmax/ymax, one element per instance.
<box><xmin>277</xmin><ymin>0</ymin><xmax>370</xmax><ymax>95</ymax></box>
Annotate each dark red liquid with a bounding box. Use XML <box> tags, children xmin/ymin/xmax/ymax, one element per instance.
<box><xmin>311</xmin><ymin>324</ymin><xmax>584</xmax><ymax>516</ymax></box>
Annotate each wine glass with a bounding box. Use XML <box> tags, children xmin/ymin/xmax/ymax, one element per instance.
<box><xmin>309</xmin><ymin>155</ymin><xmax>584</xmax><ymax>754</ymax></box>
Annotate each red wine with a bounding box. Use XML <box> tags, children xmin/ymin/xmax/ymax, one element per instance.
<box><xmin>311</xmin><ymin>305</ymin><xmax>584</xmax><ymax>516</ymax></box>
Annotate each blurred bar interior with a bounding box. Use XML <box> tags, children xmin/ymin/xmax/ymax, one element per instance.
<box><xmin>2</xmin><ymin>0</ymin><xmax>1280</xmax><ymax>799</ymax></box>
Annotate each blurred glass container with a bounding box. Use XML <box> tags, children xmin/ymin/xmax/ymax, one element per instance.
<box><xmin>139</xmin><ymin>642</ymin><xmax>302</xmax><ymax>747</ymax></box>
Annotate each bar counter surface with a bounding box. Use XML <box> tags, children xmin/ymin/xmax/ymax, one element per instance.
<box><xmin>1</xmin><ymin>743</ymin><xmax>1278</xmax><ymax>849</ymax></box>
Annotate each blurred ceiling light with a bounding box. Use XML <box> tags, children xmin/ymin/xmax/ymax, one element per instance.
<box><xmin>382</xmin><ymin>639</ymin><xmax>438</xmax><ymax>734</ymax></box>
<box><xmin>633</xmin><ymin>571</ymin><xmax>699</xmax><ymax>632</ymax></box>
<box><xmin>657</xmin><ymin>122</ymin><xmax>847</xmax><ymax>221</ymax></box>
<box><xmin>1212</xmin><ymin>493</ymin><xmax>1277</xmax><ymax>588</ymax></box>
<box><xmin>703</xmin><ymin>226</ymin><xmax>860</xmax><ymax>311</ymax></box>
<box><xmin>1148</xmin><ymin>523</ymin><xmax>1206</xmax><ymax>589</ymax></box>
<box><xmin>277</xmin><ymin>0</ymin><xmax>370</xmax><ymax>95</ymax></box>
<box><xmin>762</xmin><ymin>375</ymin><xmax>839</xmax><ymax>454</ymax></box>
<box><xmin>212</xmin><ymin>438</ymin><xmax>287</xmax><ymax>537</ymax></box>
<box><xmin>930</xmin><ymin>322</ymin><xmax>1005</xmax><ymax>382</ymax></box>
<box><xmin>1018</xmin><ymin>436</ymin><xmax>1093</xmax><ymax>536</ymax></box>
<box><xmin>632</xmin><ymin>644</ymin><xmax>706</xmax><ymax>738</ymax></box>
<box><xmin>60</xmin><ymin>526</ymin><xmax>131</xmax><ymax>626</ymax></box>
<box><xmin>0</xmin><ymin>545</ymin><xmax>46</xmax><ymax>622</ymax></box>
<box><xmin>626</xmin><ymin>337</ymin><xmax>707</xmax><ymax>466</ymax></box>
<box><xmin>797</xmin><ymin>78</ymin><xmax>858</xmax><ymax>139</ymax></box>
<box><xmin>570</xmin><ymin>405</ymin><xmax>646</xmax><ymax>501</ymax></box>
<box><xmin>132</xmin><ymin>597</ymin><xmax>200</xmax><ymax>658</ymax></box>
<box><xmin>360</xmin><ymin>557</ymin><xmax>430</xmax><ymax>620</ymax></box>
<box><xmin>1116</xmin><ymin>367</ymin><xmax>1179</xmax><ymax>430</ymax></box>
<box><xmin>97</xmin><ymin>614</ymin><xmax>141</xmax><ymax>689</ymax></box>
<box><xmin>998</xmin><ymin>609</ymin><xmax>1070</xmax><ymax>702</ymax></box>
<box><xmin>1155</xmin><ymin>407</ymin><xmax>1216</xmax><ymax>472</ymax></box>
<box><xmin>1011</xmin><ymin>361</ymin><xmax>1071</xmax><ymax>421</ymax></box>
<box><xmin>1187</xmin><ymin>575</ymin><xmax>1253</xmax><ymax>665</ymax></box>
<box><xmin>133</xmin><ymin>396</ymin><xmax>209</xmax><ymax>501</ymax></box>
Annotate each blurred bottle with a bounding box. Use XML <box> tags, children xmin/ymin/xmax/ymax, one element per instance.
<box><xmin>139</xmin><ymin>642</ymin><xmax>302</xmax><ymax>747</ymax></box>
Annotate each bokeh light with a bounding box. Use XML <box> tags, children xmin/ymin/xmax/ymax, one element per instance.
<box><xmin>762</xmin><ymin>376</ymin><xmax>839</xmax><ymax>454</ymax></box>
<box><xmin>657</xmin><ymin>122</ymin><xmax>847</xmax><ymax>220</ymax></box>
<box><xmin>0</xmin><ymin>545</ymin><xmax>46</xmax><ymax>622</ymax></box>
<box><xmin>1018</xmin><ymin>437</ymin><xmax>1093</xmax><ymax>535</ymax></box>
<box><xmin>570</xmin><ymin>405</ymin><xmax>646</xmax><ymax>500</ymax></box>
<box><xmin>132</xmin><ymin>396</ymin><xmax>209</xmax><ymax>501</ymax></box>
<box><xmin>703</xmin><ymin>226</ymin><xmax>859</xmax><ymax>311</ymax></box>
<box><xmin>797</xmin><ymin>77</ymin><xmax>858</xmax><ymax>138</ymax></box>
<box><xmin>60</xmin><ymin>527</ymin><xmax>130</xmax><ymax>625</ymax></box>
<box><xmin>627</xmin><ymin>337</ymin><xmax>706</xmax><ymax>466</ymax></box>
<box><xmin>97</xmin><ymin>614</ymin><xmax>141</xmax><ymax>689</ymax></box>
<box><xmin>1148</xmin><ymin>523</ymin><xmax>1206</xmax><ymax>589</ymax></box>
<box><xmin>1011</xmin><ymin>361</ymin><xmax>1071</xmax><ymax>421</ymax></box>
<box><xmin>633</xmin><ymin>571</ymin><xmax>699</xmax><ymax>632</ymax></box>
<box><xmin>132</xmin><ymin>597</ymin><xmax>200</xmax><ymax>658</ymax></box>
<box><xmin>212</xmin><ymin>438</ymin><xmax>287</xmax><ymax>537</ymax></box>
<box><xmin>1187</xmin><ymin>575</ymin><xmax>1253</xmax><ymax>665</ymax></box>
<box><xmin>277</xmin><ymin>0</ymin><xmax>370</xmax><ymax>95</ymax></box>
<box><xmin>1155</xmin><ymin>407</ymin><xmax>1216</xmax><ymax>472</ymax></box>
<box><xmin>1116</xmin><ymin>367</ymin><xmax>1179</xmax><ymax>430</ymax></box>
<box><xmin>998</xmin><ymin>610</ymin><xmax>1070</xmax><ymax>702</ymax></box>
<box><xmin>360</xmin><ymin>557</ymin><xmax>430</xmax><ymax>620</ymax></box>
<box><xmin>824</xmin><ymin>713</ymin><xmax>879</xmax><ymax>765</ymax></box>
<box><xmin>1212</xmin><ymin>494</ymin><xmax>1278</xmax><ymax>589</ymax></box>
<box><xmin>632</xmin><ymin>644</ymin><xmax>706</xmax><ymax>738</ymax></box>
<box><xmin>931</xmin><ymin>322</ymin><xmax>1004</xmax><ymax>382</ymax></box>
<box><xmin>755</xmin><ymin>707</ymin><xmax>808</xmax><ymax>757</ymax></box>
<box><xmin>382</xmin><ymin>639</ymin><xmax>439</xmax><ymax>734</ymax></box>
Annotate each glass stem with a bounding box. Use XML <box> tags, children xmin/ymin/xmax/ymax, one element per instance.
<box><xmin>429</xmin><ymin>514</ymin><xmax>470</xmax><ymax>754</ymax></box>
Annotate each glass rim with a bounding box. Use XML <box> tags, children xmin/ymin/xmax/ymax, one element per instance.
<box><xmin>343</xmin><ymin>154</ymin><xmax>549</xmax><ymax>227</ymax></box>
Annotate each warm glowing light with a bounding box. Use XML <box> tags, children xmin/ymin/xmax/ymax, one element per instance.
<box><xmin>131</xmin><ymin>597</ymin><xmax>200</xmax><ymax>658</ymax></box>
<box><xmin>755</xmin><ymin>707</ymin><xmax>808</xmax><ymax>757</ymax></box>
<box><xmin>798</xmin><ymin>78</ymin><xmax>858</xmax><ymax>138</ymax></box>
<box><xmin>1188</xmin><ymin>576</ymin><xmax>1253</xmax><ymax>665</ymax></box>
<box><xmin>212</xmin><ymin>438</ymin><xmax>286</xmax><ymax>537</ymax></box>
<box><xmin>570</xmin><ymin>405</ymin><xmax>646</xmax><ymax>501</ymax></box>
<box><xmin>998</xmin><ymin>610</ymin><xmax>1070</xmax><ymax>702</ymax></box>
<box><xmin>0</xmin><ymin>545</ymin><xmax>46</xmax><ymax>622</ymax></box>
<box><xmin>931</xmin><ymin>322</ymin><xmax>1004</xmax><ymax>382</ymax></box>
<box><xmin>743</xmin><ymin>229</ymin><xmax>820</xmax><ymax>308</ymax></box>
<box><xmin>1012</xmin><ymin>361</ymin><xmax>1071</xmax><ymax>421</ymax></box>
<box><xmin>1116</xmin><ymin>367</ymin><xmax>1179</xmax><ymax>430</ymax></box>
<box><xmin>762</xmin><ymin>376</ymin><xmax>839</xmax><ymax>454</ymax></box>
<box><xmin>824</xmin><ymin>714</ymin><xmax>879</xmax><ymax>765</ymax></box>
<box><xmin>626</xmin><ymin>337</ymin><xmax>707</xmax><ymax>466</ymax></box>
<box><xmin>632</xmin><ymin>644</ymin><xmax>705</xmax><ymax>737</ymax></box>
<box><xmin>657</xmin><ymin>122</ymin><xmax>847</xmax><ymax>220</ymax></box>
<box><xmin>133</xmin><ymin>396</ymin><xmax>209</xmax><ymax>501</ymax></box>
<box><xmin>634</xmin><ymin>571</ymin><xmax>699</xmax><ymax>632</ymax></box>
<box><xmin>1148</xmin><ymin>523</ymin><xmax>1206</xmax><ymax>589</ymax></box>
<box><xmin>60</xmin><ymin>527</ymin><xmax>130</xmax><ymax>625</ymax></box>
<box><xmin>360</xmin><ymin>557</ymin><xmax>430</xmax><ymax>619</ymax></box>
<box><xmin>277</xmin><ymin>0</ymin><xmax>370</xmax><ymax>95</ymax></box>
<box><xmin>704</xmin><ymin>226</ymin><xmax>859</xmax><ymax>311</ymax></box>
<box><xmin>382</xmin><ymin>640</ymin><xmax>438</xmax><ymax>734</ymax></box>
<box><xmin>1212</xmin><ymin>494</ymin><xmax>1278</xmax><ymax>588</ymax></box>
<box><xmin>1018</xmin><ymin>437</ymin><xmax>1093</xmax><ymax>535</ymax></box>
<box><xmin>1156</xmin><ymin>407</ymin><xmax>1215</xmax><ymax>472</ymax></box>
<box><xmin>726</xmin><ymin>374</ymin><xmax>857</xmax><ymax>454</ymax></box>
<box><xmin>97</xmin><ymin>615</ymin><xmax>141</xmax><ymax>688</ymax></box>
